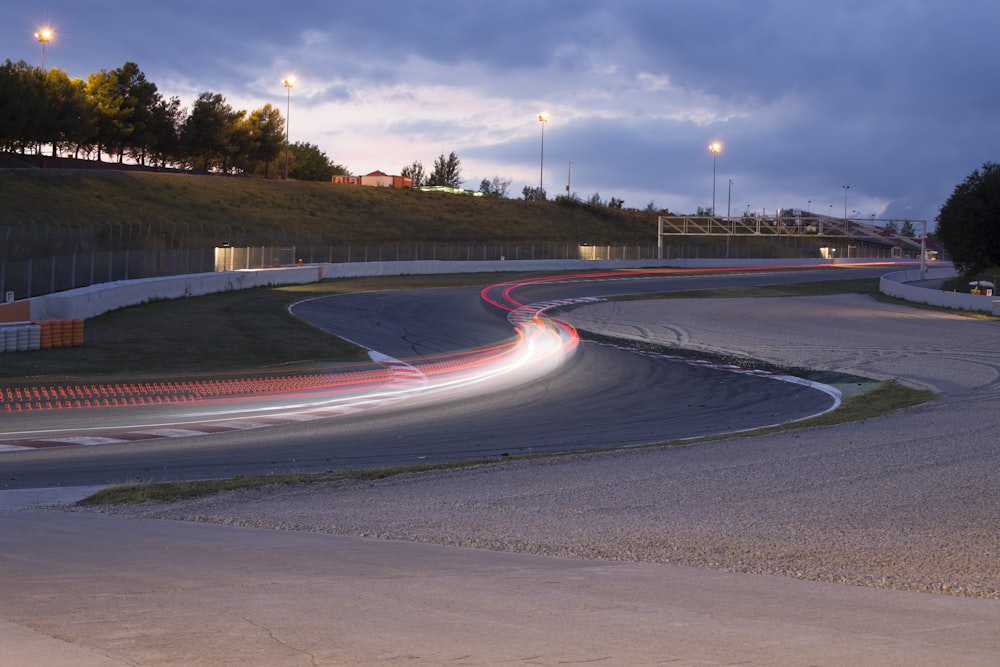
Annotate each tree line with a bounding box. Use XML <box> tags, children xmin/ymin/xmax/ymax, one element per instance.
<box><xmin>0</xmin><ymin>59</ymin><xmax>344</xmax><ymax>180</ymax></box>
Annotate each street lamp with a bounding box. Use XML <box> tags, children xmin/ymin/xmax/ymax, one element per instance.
<box><xmin>537</xmin><ymin>112</ymin><xmax>549</xmax><ymax>194</ymax></box>
<box><xmin>709</xmin><ymin>142</ymin><xmax>721</xmax><ymax>216</ymax></box>
<box><xmin>727</xmin><ymin>179</ymin><xmax>733</xmax><ymax>219</ymax></box>
<box><xmin>282</xmin><ymin>77</ymin><xmax>296</xmax><ymax>180</ymax></box>
<box><xmin>566</xmin><ymin>160</ymin><xmax>573</xmax><ymax>196</ymax></box>
<box><xmin>842</xmin><ymin>185</ymin><xmax>850</xmax><ymax>219</ymax></box>
<box><xmin>34</xmin><ymin>27</ymin><xmax>53</xmax><ymax>69</ymax></box>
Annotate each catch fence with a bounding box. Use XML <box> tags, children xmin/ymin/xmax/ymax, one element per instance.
<box><xmin>2</xmin><ymin>236</ymin><xmax>896</xmax><ymax>301</ymax></box>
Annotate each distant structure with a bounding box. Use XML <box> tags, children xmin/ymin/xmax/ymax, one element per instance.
<box><xmin>332</xmin><ymin>170</ymin><xmax>413</xmax><ymax>189</ymax></box>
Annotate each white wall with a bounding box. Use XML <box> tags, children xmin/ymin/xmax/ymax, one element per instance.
<box><xmin>879</xmin><ymin>267</ymin><xmax>998</xmax><ymax>313</ymax></box>
<box><xmin>23</xmin><ymin>258</ymin><xmax>993</xmax><ymax>322</ymax></box>
<box><xmin>32</xmin><ymin>266</ymin><xmax>324</xmax><ymax>320</ymax></box>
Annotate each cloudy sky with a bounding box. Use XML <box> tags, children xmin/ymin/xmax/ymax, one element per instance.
<box><xmin>4</xmin><ymin>1</ymin><xmax>999</xmax><ymax>226</ymax></box>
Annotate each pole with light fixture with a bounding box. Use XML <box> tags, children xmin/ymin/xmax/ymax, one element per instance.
<box><xmin>282</xmin><ymin>77</ymin><xmax>296</xmax><ymax>180</ymax></box>
<box><xmin>537</xmin><ymin>112</ymin><xmax>549</xmax><ymax>195</ymax></box>
<box><xmin>34</xmin><ymin>28</ymin><xmax>53</xmax><ymax>69</ymax></box>
<box><xmin>709</xmin><ymin>142</ymin><xmax>721</xmax><ymax>216</ymax></box>
<box><xmin>842</xmin><ymin>184</ymin><xmax>850</xmax><ymax>219</ymax></box>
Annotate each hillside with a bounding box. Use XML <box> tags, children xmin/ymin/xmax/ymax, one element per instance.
<box><xmin>0</xmin><ymin>161</ymin><xmax>660</xmax><ymax>250</ymax></box>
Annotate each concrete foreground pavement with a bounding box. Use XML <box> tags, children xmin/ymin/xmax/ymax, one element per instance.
<box><xmin>2</xmin><ymin>509</ymin><xmax>999</xmax><ymax>666</ymax></box>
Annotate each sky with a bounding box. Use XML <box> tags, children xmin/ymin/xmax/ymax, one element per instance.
<box><xmin>4</xmin><ymin>1</ymin><xmax>1000</xmax><ymax>227</ymax></box>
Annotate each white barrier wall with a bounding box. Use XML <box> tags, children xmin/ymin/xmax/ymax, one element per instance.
<box><xmin>31</xmin><ymin>266</ymin><xmax>324</xmax><ymax>320</ymax></box>
<box><xmin>317</xmin><ymin>257</ymin><xmax>884</xmax><ymax>279</ymax></box>
<box><xmin>16</xmin><ymin>257</ymin><xmax>993</xmax><ymax>323</ymax></box>
<box><xmin>880</xmin><ymin>267</ymin><xmax>998</xmax><ymax>313</ymax></box>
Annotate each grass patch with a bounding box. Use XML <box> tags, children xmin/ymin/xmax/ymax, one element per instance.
<box><xmin>77</xmin><ymin>459</ymin><xmax>504</xmax><ymax>505</ymax></box>
<box><xmin>757</xmin><ymin>379</ymin><xmax>933</xmax><ymax>431</ymax></box>
<box><xmin>0</xmin><ymin>168</ymin><xmax>663</xmax><ymax>249</ymax></box>
<box><xmin>611</xmin><ymin>276</ymin><xmax>881</xmax><ymax>301</ymax></box>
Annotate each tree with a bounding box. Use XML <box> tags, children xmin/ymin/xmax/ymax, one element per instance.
<box><xmin>45</xmin><ymin>71</ymin><xmax>94</xmax><ymax>158</ymax></box>
<box><xmin>900</xmin><ymin>220</ymin><xmax>916</xmax><ymax>238</ymax></box>
<box><xmin>522</xmin><ymin>185</ymin><xmax>546</xmax><ymax>201</ymax></box>
<box><xmin>86</xmin><ymin>69</ymin><xmax>133</xmax><ymax>162</ymax></box>
<box><xmin>0</xmin><ymin>60</ymin><xmax>34</xmax><ymax>151</ymax></box>
<box><xmin>479</xmin><ymin>175</ymin><xmax>511</xmax><ymax>198</ymax></box>
<box><xmin>146</xmin><ymin>95</ymin><xmax>183</xmax><ymax>168</ymax></box>
<box><xmin>400</xmin><ymin>160</ymin><xmax>426</xmax><ymax>187</ymax></box>
<box><xmin>936</xmin><ymin>162</ymin><xmax>1000</xmax><ymax>275</ymax></box>
<box><xmin>179</xmin><ymin>92</ymin><xmax>243</xmax><ymax>172</ymax></box>
<box><xmin>288</xmin><ymin>141</ymin><xmax>340</xmax><ymax>181</ymax></box>
<box><xmin>110</xmin><ymin>62</ymin><xmax>160</xmax><ymax>164</ymax></box>
<box><xmin>428</xmin><ymin>151</ymin><xmax>462</xmax><ymax>187</ymax></box>
<box><xmin>240</xmin><ymin>103</ymin><xmax>285</xmax><ymax>178</ymax></box>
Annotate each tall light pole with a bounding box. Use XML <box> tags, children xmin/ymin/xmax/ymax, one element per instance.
<box><xmin>709</xmin><ymin>142</ymin><xmax>721</xmax><ymax>216</ymax></box>
<box><xmin>727</xmin><ymin>179</ymin><xmax>733</xmax><ymax>219</ymax></box>
<box><xmin>537</xmin><ymin>112</ymin><xmax>549</xmax><ymax>195</ymax></box>
<box><xmin>566</xmin><ymin>160</ymin><xmax>573</xmax><ymax>196</ymax></box>
<box><xmin>282</xmin><ymin>77</ymin><xmax>296</xmax><ymax>180</ymax></box>
<box><xmin>842</xmin><ymin>184</ymin><xmax>850</xmax><ymax>219</ymax></box>
<box><xmin>34</xmin><ymin>27</ymin><xmax>53</xmax><ymax>69</ymax></box>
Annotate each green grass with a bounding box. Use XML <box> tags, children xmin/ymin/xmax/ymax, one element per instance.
<box><xmin>0</xmin><ymin>168</ymin><xmax>662</xmax><ymax>247</ymax></box>
<box><xmin>611</xmin><ymin>276</ymin><xmax>882</xmax><ymax>300</ymax></box>
<box><xmin>76</xmin><ymin>460</ymin><xmax>494</xmax><ymax>506</ymax></box>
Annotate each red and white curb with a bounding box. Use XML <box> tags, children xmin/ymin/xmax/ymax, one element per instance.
<box><xmin>0</xmin><ymin>354</ymin><xmax>428</xmax><ymax>452</ymax></box>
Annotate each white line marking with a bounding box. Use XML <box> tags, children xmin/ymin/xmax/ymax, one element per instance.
<box><xmin>46</xmin><ymin>436</ymin><xmax>131</xmax><ymax>446</ymax></box>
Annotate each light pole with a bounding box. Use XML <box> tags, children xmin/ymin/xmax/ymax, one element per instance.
<box><xmin>566</xmin><ymin>160</ymin><xmax>573</xmax><ymax>196</ymax></box>
<box><xmin>34</xmin><ymin>27</ymin><xmax>53</xmax><ymax>69</ymax></box>
<box><xmin>709</xmin><ymin>142</ymin><xmax>721</xmax><ymax>216</ymax></box>
<box><xmin>537</xmin><ymin>112</ymin><xmax>549</xmax><ymax>195</ymax></box>
<box><xmin>727</xmin><ymin>179</ymin><xmax>733</xmax><ymax>219</ymax></box>
<box><xmin>282</xmin><ymin>77</ymin><xmax>296</xmax><ymax>180</ymax></box>
<box><xmin>842</xmin><ymin>184</ymin><xmax>850</xmax><ymax>219</ymax></box>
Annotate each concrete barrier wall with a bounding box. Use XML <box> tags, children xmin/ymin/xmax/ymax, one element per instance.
<box><xmin>317</xmin><ymin>256</ymin><xmax>890</xmax><ymax>279</ymax></box>
<box><xmin>30</xmin><ymin>265</ymin><xmax>324</xmax><ymax>320</ymax></box>
<box><xmin>879</xmin><ymin>266</ymin><xmax>998</xmax><ymax>313</ymax></box>
<box><xmin>7</xmin><ymin>257</ymin><xmax>987</xmax><ymax>323</ymax></box>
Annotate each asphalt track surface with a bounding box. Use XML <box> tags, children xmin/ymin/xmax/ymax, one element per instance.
<box><xmin>3</xmin><ymin>265</ymin><xmax>1000</xmax><ymax>666</ymax></box>
<box><xmin>0</xmin><ymin>267</ymin><xmax>881</xmax><ymax>490</ymax></box>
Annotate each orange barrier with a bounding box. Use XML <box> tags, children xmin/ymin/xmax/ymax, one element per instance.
<box><xmin>72</xmin><ymin>319</ymin><xmax>84</xmax><ymax>346</ymax></box>
<box><xmin>38</xmin><ymin>320</ymin><xmax>50</xmax><ymax>349</ymax></box>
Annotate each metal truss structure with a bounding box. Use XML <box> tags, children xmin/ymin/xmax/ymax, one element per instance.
<box><xmin>656</xmin><ymin>214</ymin><xmax>931</xmax><ymax>273</ymax></box>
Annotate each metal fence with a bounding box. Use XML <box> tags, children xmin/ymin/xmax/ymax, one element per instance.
<box><xmin>2</xmin><ymin>236</ymin><xmax>893</xmax><ymax>301</ymax></box>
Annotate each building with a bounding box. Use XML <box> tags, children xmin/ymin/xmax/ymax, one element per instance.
<box><xmin>332</xmin><ymin>170</ymin><xmax>413</xmax><ymax>189</ymax></box>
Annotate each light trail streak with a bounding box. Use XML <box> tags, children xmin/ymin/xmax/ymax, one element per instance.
<box><xmin>0</xmin><ymin>278</ymin><xmax>592</xmax><ymax>446</ymax></box>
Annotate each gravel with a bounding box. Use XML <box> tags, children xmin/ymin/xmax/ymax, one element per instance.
<box><xmin>81</xmin><ymin>295</ymin><xmax>1000</xmax><ymax>599</ymax></box>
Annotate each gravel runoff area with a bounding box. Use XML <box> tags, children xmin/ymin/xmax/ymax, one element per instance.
<box><xmin>82</xmin><ymin>294</ymin><xmax>1000</xmax><ymax>599</ymax></box>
